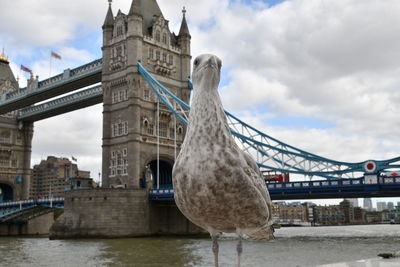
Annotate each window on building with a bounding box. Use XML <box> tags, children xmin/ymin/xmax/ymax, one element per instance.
<box><xmin>117</xmin><ymin>25</ymin><xmax>123</xmax><ymax>36</ymax></box>
<box><xmin>156</xmin><ymin>51</ymin><xmax>160</xmax><ymax>61</ymax></box>
<box><xmin>177</xmin><ymin>126</ymin><xmax>183</xmax><ymax>135</ymax></box>
<box><xmin>119</xmin><ymin>90</ymin><xmax>124</xmax><ymax>102</ymax></box>
<box><xmin>124</xmin><ymin>122</ymin><xmax>128</xmax><ymax>135</ymax></box>
<box><xmin>0</xmin><ymin>131</ymin><xmax>10</xmax><ymax>144</ymax></box>
<box><xmin>147</xmin><ymin>124</ymin><xmax>154</xmax><ymax>135</ymax></box>
<box><xmin>112</xmin><ymin>91</ymin><xmax>118</xmax><ymax>103</ymax></box>
<box><xmin>113</xmin><ymin>124</ymin><xmax>118</xmax><ymax>137</ymax></box>
<box><xmin>159</xmin><ymin>122</ymin><xmax>168</xmax><ymax>137</ymax></box>
<box><xmin>11</xmin><ymin>159</ymin><xmax>17</xmax><ymax>168</ymax></box>
<box><xmin>111</xmin><ymin>168</ymin><xmax>115</xmax><ymax>176</ymax></box>
<box><xmin>123</xmin><ymin>168</ymin><xmax>127</xmax><ymax>175</ymax></box>
<box><xmin>168</xmin><ymin>55</ymin><xmax>173</xmax><ymax>65</ymax></box>
<box><xmin>144</xmin><ymin>90</ymin><xmax>150</xmax><ymax>100</ymax></box>
<box><xmin>0</xmin><ymin>154</ymin><xmax>9</xmax><ymax>167</ymax></box>
<box><xmin>116</xmin><ymin>46</ymin><xmax>122</xmax><ymax>57</ymax></box>
<box><xmin>162</xmin><ymin>53</ymin><xmax>167</xmax><ymax>62</ymax></box>
<box><xmin>149</xmin><ymin>48</ymin><xmax>154</xmax><ymax>59</ymax></box>
<box><xmin>118</xmin><ymin>123</ymin><xmax>123</xmax><ymax>136</ymax></box>
<box><xmin>16</xmin><ymin>134</ymin><xmax>22</xmax><ymax>145</ymax></box>
<box><xmin>169</xmin><ymin>128</ymin><xmax>175</xmax><ymax>139</ymax></box>
<box><xmin>162</xmin><ymin>33</ymin><xmax>167</xmax><ymax>44</ymax></box>
<box><xmin>123</xmin><ymin>148</ymin><xmax>127</xmax><ymax>156</ymax></box>
<box><xmin>156</xmin><ymin>30</ymin><xmax>161</xmax><ymax>42</ymax></box>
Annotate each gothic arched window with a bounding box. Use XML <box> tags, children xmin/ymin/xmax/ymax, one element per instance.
<box><xmin>155</xmin><ymin>30</ymin><xmax>161</xmax><ymax>42</ymax></box>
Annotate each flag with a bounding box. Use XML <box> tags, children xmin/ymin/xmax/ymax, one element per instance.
<box><xmin>71</xmin><ymin>156</ymin><xmax>77</xmax><ymax>162</ymax></box>
<box><xmin>20</xmin><ymin>65</ymin><xmax>32</xmax><ymax>74</ymax></box>
<box><xmin>51</xmin><ymin>51</ymin><xmax>62</xmax><ymax>60</ymax></box>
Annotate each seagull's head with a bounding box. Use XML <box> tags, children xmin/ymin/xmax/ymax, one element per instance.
<box><xmin>192</xmin><ymin>54</ymin><xmax>222</xmax><ymax>91</ymax></box>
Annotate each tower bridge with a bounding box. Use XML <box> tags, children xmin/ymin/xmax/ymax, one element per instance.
<box><xmin>0</xmin><ymin>0</ymin><xmax>399</xmax><ymax>237</ymax></box>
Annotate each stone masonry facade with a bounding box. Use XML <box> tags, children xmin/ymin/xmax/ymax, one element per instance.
<box><xmin>0</xmin><ymin>52</ymin><xmax>33</xmax><ymax>201</ymax></box>
<box><xmin>101</xmin><ymin>0</ymin><xmax>191</xmax><ymax>189</ymax></box>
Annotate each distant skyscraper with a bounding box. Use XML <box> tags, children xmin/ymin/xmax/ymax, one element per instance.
<box><xmin>387</xmin><ymin>202</ymin><xmax>394</xmax><ymax>210</ymax></box>
<box><xmin>363</xmin><ymin>198</ymin><xmax>373</xmax><ymax>211</ymax></box>
<box><xmin>345</xmin><ymin>198</ymin><xmax>358</xmax><ymax>207</ymax></box>
<box><xmin>376</xmin><ymin>202</ymin><xmax>387</xmax><ymax>211</ymax></box>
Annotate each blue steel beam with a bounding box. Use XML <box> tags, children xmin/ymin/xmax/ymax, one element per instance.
<box><xmin>137</xmin><ymin>62</ymin><xmax>400</xmax><ymax>179</ymax></box>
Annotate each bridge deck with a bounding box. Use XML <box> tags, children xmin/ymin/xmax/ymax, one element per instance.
<box><xmin>0</xmin><ymin>59</ymin><xmax>102</xmax><ymax>114</ymax></box>
<box><xmin>149</xmin><ymin>177</ymin><xmax>400</xmax><ymax>201</ymax></box>
<box><xmin>17</xmin><ymin>85</ymin><xmax>102</xmax><ymax>121</ymax></box>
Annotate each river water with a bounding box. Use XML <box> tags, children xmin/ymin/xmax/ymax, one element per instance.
<box><xmin>1</xmin><ymin>225</ymin><xmax>400</xmax><ymax>267</ymax></box>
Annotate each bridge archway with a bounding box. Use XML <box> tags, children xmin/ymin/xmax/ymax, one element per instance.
<box><xmin>148</xmin><ymin>159</ymin><xmax>173</xmax><ymax>188</ymax></box>
<box><xmin>0</xmin><ymin>183</ymin><xmax>13</xmax><ymax>202</ymax></box>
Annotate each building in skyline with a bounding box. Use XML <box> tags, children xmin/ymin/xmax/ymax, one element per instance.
<box><xmin>30</xmin><ymin>156</ymin><xmax>91</xmax><ymax>198</ymax></box>
<box><xmin>376</xmin><ymin>202</ymin><xmax>387</xmax><ymax>211</ymax></box>
<box><xmin>387</xmin><ymin>202</ymin><xmax>394</xmax><ymax>210</ymax></box>
<box><xmin>363</xmin><ymin>198</ymin><xmax>373</xmax><ymax>211</ymax></box>
<box><xmin>313</xmin><ymin>204</ymin><xmax>344</xmax><ymax>225</ymax></box>
<box><xmin>272</xmin><ymin>202</ymin><xmax>309</xmax><ymax>223</ymax></box>
<box><xmin>345</xmin><ymin>198</ymin><xmax>358</xmax><ymax>207</ymax></box>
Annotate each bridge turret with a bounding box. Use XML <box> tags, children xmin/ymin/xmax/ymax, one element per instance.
<box><xmin>101</xmin><ymin>0</ymin><xmax>192</xmax><ymax>190</ymax></box>
<box><xmin>128</xmin><ymin>0</ymin><xmax>142</xmax><ymax>17</ymax></box>
<box><xmin>127</xmin><ymin>0</ymin><xmax>143</xmax><ymax>64</ymax></box>
<box><xmin>178</xmin><ymin>7</ymin><xmax>191</xmax><ymax>81</ymax></box>
<box><xmin>102</xmin><ymin>1</ymin><xmax>114</xmax><ymax>75</ymax></box>
<box><xmin>102</xmin><ymin>1</ymin><xmax>114</xmax><ymax>37</ymax></box>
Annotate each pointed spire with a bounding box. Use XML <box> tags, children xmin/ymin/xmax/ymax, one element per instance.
<box><xmin>0</xmin><ymin>47</ymin><xmax>9</xmax><ymax>63</ymax></box>
<box><xmin>103</xmin><ymin>0</ymin><xmax>114</xmax><ymax>29</ymax></box>
<box><xmin>129</xmin><ymin>0</ymin><xmax>142</xmax><ymax>17</ymax></box>
<box><xmin>178</xmin><ymin>7</ymin><xmax>190</xmax><ymax>37</ymax></box>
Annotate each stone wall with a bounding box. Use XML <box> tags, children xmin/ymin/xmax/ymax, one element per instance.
<box><xmin>50</xmin><ymin>188</ymin><xmax>203</xmax><ymax>239</ymax></box>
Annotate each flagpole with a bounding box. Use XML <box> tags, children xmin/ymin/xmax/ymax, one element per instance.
<box><xmin>49</xmin><ymin>55</ymin><xmax>52</xmax><ymax>78</ymax></box>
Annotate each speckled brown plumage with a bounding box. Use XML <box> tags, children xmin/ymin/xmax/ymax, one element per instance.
<box><xmin>172</xmin><ymin>54</ymin><xmax>274</xmax><ymax>242</ymax></box>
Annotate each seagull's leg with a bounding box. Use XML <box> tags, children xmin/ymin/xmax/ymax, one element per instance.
<box><xmin>211</xmin><ymin>234</ymin><xmax>219</xmax><ymax>267</ymax></box>
<box><xmin>236</xmin><ymin>235</ymin><xmax>243</xmax><ymax>267</ymax></box>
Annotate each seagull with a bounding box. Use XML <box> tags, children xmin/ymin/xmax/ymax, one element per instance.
<box><xmin>172</xmin><ymin>54</ymin><xmax>274</xmax><ymax>267</ymax></box>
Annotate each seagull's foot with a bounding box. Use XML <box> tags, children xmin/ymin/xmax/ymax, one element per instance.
<box><xmin>237</xmin><ymin>236</ymin><xmax>243</xmax><ymax>267</ymax></box>
<box><xmin>212</xmin><ymin>234</ymin><xmax>219</xmax><ymax>267</ymax></box>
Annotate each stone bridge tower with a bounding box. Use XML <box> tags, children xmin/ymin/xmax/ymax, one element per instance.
<box><xmin>0</xmin><ymin>52</ymin><xmax>33</xmax><ymax>201</ymax></box>
<box><xmin>101</xmin><ymin>0</ymin><xmax>191</xmax><ymax>189</ymax></box>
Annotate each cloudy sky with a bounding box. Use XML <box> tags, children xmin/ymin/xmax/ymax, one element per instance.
<box><xmin>1</xmin><ymin>0</ymin><xmax>400</xmax><ymax>207</ymax></box>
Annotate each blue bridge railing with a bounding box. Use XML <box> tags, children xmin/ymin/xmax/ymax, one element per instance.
<box><xmin>0</xmin><ymin>198</ymin><xmax>64</xmax><ymax>220</ymax></box>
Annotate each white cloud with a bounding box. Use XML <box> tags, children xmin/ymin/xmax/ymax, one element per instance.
<box><xmin>31</xmin><ymin>104</ymin><xmax>103</xmax><ymax>182</ymax></box>
<box><xmin>186</xmin><ymin>0</ymin><xmax>400</xmax><ymax>144</ymax></box>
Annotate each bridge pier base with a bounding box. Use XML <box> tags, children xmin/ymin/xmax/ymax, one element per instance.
<box><xmin>149</xmin><ymin>201</ymin><xmax>205</xmax><ymax>235</ymax></box>
<box><xmin>50</xmin><ymin>189</ymin><xmax>204</xmax><ymax>239</ymax></box>
<box><xmin>0</xmin><ymin>212</ymin><xmax>54</xmax><ymax>236</ymax></box>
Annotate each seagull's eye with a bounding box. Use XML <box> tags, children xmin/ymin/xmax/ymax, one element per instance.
<box><xmin>194</xmin><ymin>59</ymin><xmax>200</xmax><ymax>67</ymax></box>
